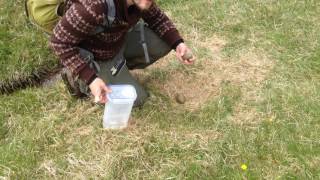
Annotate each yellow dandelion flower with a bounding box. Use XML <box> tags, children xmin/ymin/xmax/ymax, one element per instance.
<box><xmin>241</xmin><ymin>164</ymin><xmax>248</xmax><ymax>171</ymax></box>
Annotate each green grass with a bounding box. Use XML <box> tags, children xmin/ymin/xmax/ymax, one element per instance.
<box><xmin>1</xmin><ymin>0</ymin><xmax>320</xmax><ymax>179</ymax></box>
<box><xmin>0</xmin><ymin>0</ymin><xmax>57</xmax><ymax>80</ymax></box>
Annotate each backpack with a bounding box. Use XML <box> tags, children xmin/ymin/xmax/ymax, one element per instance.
<box><xmin>25</xmin><ymin>0</ymin><xmax>116</xmax><ymax>34</ymax></box>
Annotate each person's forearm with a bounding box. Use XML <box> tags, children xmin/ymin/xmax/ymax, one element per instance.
<box><xmin>142</xmin><ymin>3</ymin><xmax>184</xmax><ymax>49</ymax></box>
<box><xmin>50</xmin><ymin>3</ymin><xmax>105</xmax><ymax>85</ymax></box>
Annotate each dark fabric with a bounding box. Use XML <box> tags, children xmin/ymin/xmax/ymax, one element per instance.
<box><xmin>86</xmin><ymin>73</ymin><xmax>98</xmax><ymax>85</ymax></box>
<box><xmin>124</xmin><ymin>23</ymin><xmax>171</xmax><ymax>70</ymax></box>
<box><xmin>171</xmin><ymin>39</ymin><xmax>184</xmax><ymax>50</ymax></box>
<box><xmin>78</xmin><ymin>65</ymin><xmax>97</xmax><ymax>85</ymax></box>
<box><xmin>50</xmin><ymin>0</ymin><xmax>183</xmax><ymax>84</ymax></box>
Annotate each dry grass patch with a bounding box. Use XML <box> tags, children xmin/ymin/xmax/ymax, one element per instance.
<box><xmin>38</xmin><ymin>153</ymin><xmax>112</xmax><ymax>179</ymax></box>
<box><xmin>38</xmin><ymin>160</ymin><xmax>58</xmax><ymax>177</ymax></box>
<box><xmin>132</xmin><ymin>35</ymin><xmax>228</xmax><ymax>110</ymax></box>
<box><xmin>37</xmin><ymin>125</ymin><xmax>221</xmax><ymax>179</ymax></box>
<box><xmin>133</xmin><ymin>35</ymin><xmax>274</xmax><ymax>115</ymax></box>
<box><xmin>223</xmin><ymin>50</ymin><xmax>274</xmax><ymax>125</ymax></box>
<box><xmin>201</xmin><ymin>35</ymin><xmax>227</xmax><ymax>55</ymax></box>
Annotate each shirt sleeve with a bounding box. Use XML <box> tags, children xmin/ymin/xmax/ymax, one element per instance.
<box><xmin>141</xmin><ymin>3</ymin><xmax>184</xmax><ymax>50</ymax></box>
<box><xmin>50</xmin><ymin>1</ymin><xmax>105</xmax><ymax>85</ymax></box>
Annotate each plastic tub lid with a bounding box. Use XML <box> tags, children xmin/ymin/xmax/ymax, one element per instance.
<box><xmin>107</xmin><ymin>85</ymin><xmax>137</xmax><ymax>103</ymax></box>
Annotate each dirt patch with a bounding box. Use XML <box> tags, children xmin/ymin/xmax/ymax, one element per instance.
<box><xmin>149</xmin><ymin>68</ymin><xmax>220</xmax><ymax>109</ymax></box>
<box><xmin>130</xmin><ymin>36</ymin><xmax>228</xmax><ymax>110</ymax></box>
<box><xmin>201</xmin><ymin>35</ymin><xmax>227</xmax><ymax>54</ymax></box>
<box><xmin>132</xmin><ymin>35</ymin><xmax>274</xmax><ymax>111</ymax></box>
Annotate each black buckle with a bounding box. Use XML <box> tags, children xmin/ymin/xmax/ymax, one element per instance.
<box><xmin>110</xmin><ymin>58</ymin><xmax>126</xmax><ymax>76</ymax></box>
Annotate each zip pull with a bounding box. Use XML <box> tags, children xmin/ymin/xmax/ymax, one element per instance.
<box><xmin>110</xmin><ymin>58</ymin><xmax>126</xmax><ymax>76</ymax></box>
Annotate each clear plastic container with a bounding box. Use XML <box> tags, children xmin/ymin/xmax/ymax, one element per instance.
<box><xmin>103</xmin><ymin>85</ymin><xmax>137</xmax><ymax>129</ymax></box>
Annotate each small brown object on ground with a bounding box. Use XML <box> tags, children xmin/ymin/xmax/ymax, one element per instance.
<box><xmin>175</xmin><ymin>93</ymin><xmax>186</xmax><ymax>104</ymax></box>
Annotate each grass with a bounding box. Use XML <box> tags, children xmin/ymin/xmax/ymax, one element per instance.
<box><xmin>0</xmin><ymin>0</ymin><xmax>57</xmax><ymax>80</ymax></box>
<box><xmin>1</xmin><ymin>0</ymin><xmax>320</xmax><ymax>179</ymax></box>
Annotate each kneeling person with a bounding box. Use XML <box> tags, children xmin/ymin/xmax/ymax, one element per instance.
<box><xmin>50</xmin><ymin>0</ymin><xmax>195</xmax><ymax>106</ymax></box>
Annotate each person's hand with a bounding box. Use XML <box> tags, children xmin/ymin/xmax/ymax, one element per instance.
<box><xmin>175</xmin><ymin>43</ymin><xmax>196</xmax><ymax>65</ymax></box>
<box><xmin>89</xmin><ymin>77</ymin><xmax>112</xmax><ymax>104</ymax></box>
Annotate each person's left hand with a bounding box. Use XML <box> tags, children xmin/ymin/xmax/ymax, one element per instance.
<box><xmin>175</xmin><ymin>43</ymin><xmax>196</xmax><ymax>65</ymax></box>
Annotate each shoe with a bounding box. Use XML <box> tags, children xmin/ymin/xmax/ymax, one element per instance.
<box><xmin>133</xmin><ymin>85</ymin><xmax>150</xmax><ymax>108</ymax></box>
<box><xmin>61</xmin><ymin>68</ymin><xmax>88</xmax><ymax>99</ymax></box>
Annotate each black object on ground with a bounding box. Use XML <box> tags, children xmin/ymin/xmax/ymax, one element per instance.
<box><xmin>0</xmin><ymin>65</ymin><xmax>62</xmax><ymax>95</ymax></box>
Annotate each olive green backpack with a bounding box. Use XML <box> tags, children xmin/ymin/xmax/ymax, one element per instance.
<box><xmin>25</xmin><ymin>0</ymin><xmax>116</xmax><ymax>34</ymax></box>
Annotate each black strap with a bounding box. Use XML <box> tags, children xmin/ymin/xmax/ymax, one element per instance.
<box><xmin>139</xmin><ymin>20</ymin><xmax>151</xmax><ymax>64</ymax></box>
<box><xmin>92</xmin><ymin>0</ymin><xmax>116</xmax><ymax>35</ymax></box>
<box><xmin>25</xmin><ymin>0</ymin><xmax>29</xmax><ymax>17</ymax></box>
<box><xmin>105</xmin><ymin>0</ymin><xmax>116</xmax><ymax>26</ymax></box>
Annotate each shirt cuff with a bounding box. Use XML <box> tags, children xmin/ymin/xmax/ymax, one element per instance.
<box><xmin>171</xmin><ymin>39</ymin><xmax>184</xmax><ymax>50</ymax></box>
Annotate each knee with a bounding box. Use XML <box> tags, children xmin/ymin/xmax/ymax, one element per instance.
<box><xmin>144</xmin><ymin>28</ymin><xmax>172</xmax><ymax>61</ymax></box>
<box><xmin>148</xmin><ymin>43</ymin><xmax>171</xmax><ymax>61</ymax></box>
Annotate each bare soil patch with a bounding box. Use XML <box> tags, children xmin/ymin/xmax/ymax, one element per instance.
<box><xmin>133</xmin><ymin>35</ymin><xmax>274</xmax><ymax>112</ymax></box>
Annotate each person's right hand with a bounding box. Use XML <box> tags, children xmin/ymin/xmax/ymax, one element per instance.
<box><xmin>89</xmin><ymin>77</ymin><xmax>112</xmax><ymax>104</ymax></box>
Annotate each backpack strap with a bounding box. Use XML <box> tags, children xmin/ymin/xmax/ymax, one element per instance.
<box><xmin>139</xmin><ymin>20</ymin><xmax>151</xmax><ymax>64</ymax></box>
<box><xmin>92</xmin><ymin>0</ymin><xmax>116</xmax><ymax>35</ymax></box>
<box><xmin>105</xmin><ymin>0</ymin><xmax>116</xmax><ymax>26</ymax></box>
<box><xmin>25</xmin><ymin>0</ymin><xmax>29</xmax><ymax>18</ymax></box>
